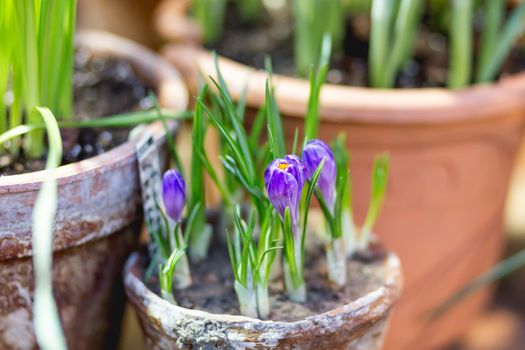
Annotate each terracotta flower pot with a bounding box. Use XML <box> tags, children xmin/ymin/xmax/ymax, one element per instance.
<box><xmin>0</xmin><ymin>31</ymin><xmax>188</xmax><ymax>350</ymax></box>
<box><xmin>124</xmin><ymin>243</ymin><xmax>402</xmax><ymax>350</ymax></box>
<box><xmin>77</xmin><ymin>0</ymin><xmax>165</xmax><ymax>49</ymax></box>
<box><xmin>157</xmin><ymin>39</ymin><xmax>525</xmax><ymax>349</ymax></box>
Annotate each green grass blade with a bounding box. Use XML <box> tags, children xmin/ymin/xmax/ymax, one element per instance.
<box><xmin>189</xmin><ymin>89</ymin><xmax>209</xmax><ymax>258</ymax></box>
<box><xmin>209</xmin><ymin>77</ymin><xmax>257</xmax><ymax>179</ymax></box>
<box><xmin>265</xmin><ymin>79</ymin><xmax>286</xmax><ymax>157</ymax></box>
<box><xmin>249</xmin><ymin>105</ymin><xmax>266</xmax><ymax>151</ymax></box>
<box><xmin>0</xmin><ymin>125</ymin><xmax>40</xmax><ymax>146</ymax></box>
<box><xmin>304</xmin><ymin>34</ymin><xmax>331</xmax><ymax>144</ymax></box>
<box><xmin>283</xmin><ymin>208</ymin><xmax>298</xmax><ymax>284</ymax></box>
<box><xmin>291</xmin><ymin>128</ymin><xmax>299</xmax><ymax>155</ymax></box>
<box><xmin>198</xmin><ymin>150</ymin><xmax>233</xmax><ymax>207</ymax></box>
<box><xmin>182</xmin><ymin>202</ymin><xmax>202</xmax><ymax>245</ymax></box>
<box><xmin>0</xmin><ymin>0</ymin><xmax>13</xmax><ymax>134</ymax></box>
<box><xmin>14</xmin><ymin>0</ymin><xmax>44</xmax><ymax>157</ymax></box>
<box><xmin>225</xmin><ymin>228</ymin><xmax>240</xmax><ymax>282</ymax></box>
<box><xmin>57</xmin><ymin>0</ymin><xmax>76</xmax><ymax>120</ymax></box>
<box><xmin>448</xmin><ymin>0</ymin><xmax>473</xmax><ymax>89</ymax></box>
<box><xmin>476</xmin><ymin>0</ymin><xmax>504</xmax><ymax>83</ymax></box>
<box><xmin>293</xmin><ymin>0</ymin><xmax>343</xmax><ymax>77</ymax></box>
<box><xmin>31</xmin><ymin>107</ymin><xmax>67</xmax><ymax>350</ymax></box>
<box><xmin>200</xmin><ymin>98</ymin><xmax>252</xmax><ymax>183</ymax></box>
<box><xmin>369</xmin><ymin>0</ymin><xmax>394</xmax><ymax>88</ymax></box>
<box><xmin>162</xmin><ymin>248</ymin><xmax>186</xmax><ymax>276</ymax></box>
<box><xmin>477</xmin><ymin>2</ymin><xmax>525</xmax><ymax>83</ymax></box>
<box><xmin>190</xmin><ymin>90</ymin><xmax>206</xmax><ymax>211</ymax></box>
<box><xmin>363</xmin><ymin>153</ymin><xmax>389</xmax><ymax>232</ymax></box>
<box><xmin>192</xmin><ymin>0</ymin><xmax>227</xmax><ymax>44</ymax></box>
<box><xmin>301</xmin><ymin>159</ymin><xmax>325</xmax><ymax>260</ymax></box>
<box><xmin>0</xmin><ymin>109</ymin><xmax>190</xmax><ymax>146</ymax></box>
<box><xmin>333</xmin><ymin>136</ymin><xmax>349</xmax><ymax>239</ymax></box>
<box><xmin>160</xmin><ymin>247</ymin><xmax>186</xmax><ymax>296</ymax></box>
<box><xmin>383</xmin><ymin>0</ymin><xmax>422</xmax><ymax>88</ymax></box>
<box><xmin>237</xmin><ymin>0</ymin><xmax>263</xmax><ymax>22</ymax></box>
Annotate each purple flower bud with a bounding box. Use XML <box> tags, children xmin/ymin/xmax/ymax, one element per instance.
<box><xmin>302</xmin><ymin>139</ymin><xmax>336</xmax><ymax>211</ymax></box>
<box><xmin>264</xmin><ymin>155</ymin><xmax>307</xmax><ymax>227</ymax></box>
<box><xmin>283</xmin><ymin>154</ymin><xmax>307</xmax><ymax>189</ymax></box>
<box><xmin>162</xmin><ymin>169</ymin><xmax>186</xmax><ymax>222</ymax></box>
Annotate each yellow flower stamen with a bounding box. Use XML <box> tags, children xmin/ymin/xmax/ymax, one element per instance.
<box><xmin>278</xmin><ymin>162</ymin><xmax>289</xmax><ymax>171</ymax></box>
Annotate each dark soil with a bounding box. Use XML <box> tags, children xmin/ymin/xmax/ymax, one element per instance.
<box><xmin>0</xmin><ymin>47</ymin><xmax>152</xmax><ymax>176</ymax></box>
<box><xmin>211</xmin><ymin>4</ymin><xmax>525</xmax><ymax>88</ymax></box>
<box><xmin>146</xmin><ymin>237</ymin><xmax>389</xmax><ymax>322</ymax></box>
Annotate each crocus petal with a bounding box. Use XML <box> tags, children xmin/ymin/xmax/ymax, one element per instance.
<box><xmin>162</xmin><ymin>169</ymin><xmax>186</xmax><ymax>222</ymax></box>
<box><xmin>264</xmin><ymin>156</ymin><xmax>307</xmax><ymax>227</ymax></box>
<box><xmin>285</xmin><ymin>154</ymin><xmax>307</xmax><ymax>189</ymax></box>
<box><xmin>266</xmin><ymin>170</ymin><xmax>299</xmax><ymax>222</ymax></box>
<box><xmin>302</xmin><ymin>139</ymin><xmax>337</xmax><ymax>211</ymax></box>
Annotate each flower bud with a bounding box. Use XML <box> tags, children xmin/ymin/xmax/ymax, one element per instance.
<box><xmin>302</xmin><ymin>139</ymin><xmax>336</xmax><ymax>211</ymax></box>
<box><xmin>264</xmin><ymin>155</ymin><xmax>307</xmax><ymax>226</ymax></box>
<box><xmin>162</xmin><ymin>169</ymin><xmax>186</xmax><ymax>222</ymax></box>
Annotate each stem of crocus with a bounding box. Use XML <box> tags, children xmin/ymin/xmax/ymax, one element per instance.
<box><xmin>326</xmin><ymin>237</ymin><xmax>347</xmax><ymax>287</ymax></box>
<box><xmin>342</xmin><ymin>210</ymin><xmax>357</xmax><ymax>256</ymax></box>
<box><xmin>189</xmin><ymin>223</ymin><xmax>212</xmax><ymax>262</ymax></box>
<box><xmin>284</xmin><ymin>235</ymin><xmax>306</xmax><ymax>302</ymax></box>
<box><xmin>159</xmin><ymin>268</ymin><xmax>177</xmax><ymax>305</ymax></box>
<box><xmin>173</xmin><ymin>253</ymin><xmax>192</xmax><ymax>289</ymax></box>
<box><xmin>357</xmin><ymin>225</ymin><xmax>372</xmax><ymax>252</ymax></box>
<box><xmin>284</xmin><ymin>260</ymin><xmax>306</xmax><ymax>303</ymax></box>
<box><xmin>234</xmin><ymin>280</ymin><xmax>258</xmax><ymax>319</ymax></box>
<box><xmin>256</xmin><ymin>283</ymin><xmax>270</xmax><ymax>319</ymax></box>
<box><xmin>268</xmin><ymin>248</ymin><xmax>282</xmax><ymax>281</ymax></box>
<box><xmin>168</xmin><ymin>225</ymin><xmax>192</xmax><ymax>289</ymax></box>
<box><xmin>160</xmin><ymin>290</ymin><xmax>177</xmax><ymax>305</ymax></box>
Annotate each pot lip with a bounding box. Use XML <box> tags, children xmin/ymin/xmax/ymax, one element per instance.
<box><xmin>123</xmin><ymin>244</ymin><xmax>403</xmax><ymax>329</ymax></box>
<box><xmin>0</xmin><ymin>30</ymin><xmax>188</xmax><ymax>192</ymax></box>
<box><xmin>162</xmin><ymin>43</ymin><xmax>525</xmax><ymax>126</ymax></box>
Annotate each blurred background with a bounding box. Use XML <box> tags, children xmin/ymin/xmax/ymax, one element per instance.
<box><xmin>75</xmin><ymin>0</ymin><xmax>525</xmax><ymax>349</ymax></box>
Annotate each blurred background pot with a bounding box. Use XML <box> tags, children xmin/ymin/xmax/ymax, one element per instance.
<box><xmin>160</xmin><ymin>42</ymin><xmax>525</xmax><ymax>349</ymax></box>
<box><xmin>77</xmin><ymin>0</ymin><xmax>164</xmax><ymax>49</ymax></box>
<box><xmin>0</xmin><ymin>31</ymin><xmax>187</xmax><ymax>350</ymax></box>
<box><xmin>124</xmin><ymin>244</ymin><xmax>402</xmax><ymax>350</ymax></box>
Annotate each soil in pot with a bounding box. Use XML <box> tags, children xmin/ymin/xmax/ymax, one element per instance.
<box><xmin>210</xmin><ymin>4</ymin><xmax>525</xmax><ymax>88</ymax></box>
<box><xmin>0</xmin><ymin>47</ymin><xmax>152</xmax><ymax>176</ymax></box>
<box><xmin>144</xmin><ymin>237</ymin><xmax>389</xmax><ymax>322</ymax></box>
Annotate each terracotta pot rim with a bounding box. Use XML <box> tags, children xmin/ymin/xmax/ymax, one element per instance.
<box><xmin>124</xmin><ymin>248</ymin><xmax>403</xmax><ymax>328</ymax></box>
<box><xmin>161</xmin><ymin>44</ymin><xmax>525</xmax><ymax>126</ymax></box>
<box><xmin>0</xmin><ymin>30</ymin><xmax>188</xmax><ymax>192</ymax></box>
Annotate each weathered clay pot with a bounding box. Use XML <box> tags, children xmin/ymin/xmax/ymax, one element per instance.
<box><xmin>0</xmin><ymin>31</ymin><xmax>188</xmax><ymax>350</ymax></box>
<box><xmin>158</xmin><ymin>41</ymin><xmax>525</xmax><ymax>349</ymax></box>
<box><xmin>124</xmin><ymin>246</ymin><xmax>402</xmax><ymax>350</ymax></box>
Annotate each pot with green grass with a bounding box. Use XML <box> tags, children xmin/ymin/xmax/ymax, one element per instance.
<box><xmin>156</xmin><ymin>0</ymin><xmax>525</xmax><ymax>348</ymax></box>
<box><xmin>0</xmin><ymin>2</ymin><xmax>187</xmax><ymax>349</ymax></box>
<box><xmin>124</xmin><ymin>60</ymin><xmax>402</xmax><ymax>350</ymax></box>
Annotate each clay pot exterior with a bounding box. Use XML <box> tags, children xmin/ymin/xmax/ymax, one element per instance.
<box><xmin>124</xmin><ymin>247</ymin><xmax>402</xmax><ymax>350</ymax></box>
<box><xmin>158</xmin><ymin>42</ymin><xmax>525</xmax><ymax>349</ymax></box>
<box><xmin>0</xmin><ymin>31</ymin><xmax>188</xmax><ymax>350</ymax></box>
<box><xmin>77</xmin><ymin>0</ymin><xmax>164</xmax><ymax>49</ymax></box>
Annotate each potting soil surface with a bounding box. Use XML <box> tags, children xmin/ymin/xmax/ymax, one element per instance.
<box><xmin>147</xmin><ymin>239</ymin><xmax>390</xmax><ymax>322</ymax></box>
<box><xmin>212</xmin><ymin>3</ymin><xmax>525</xmax><ymax>88</ymax></box>
<box><xmin>0</xmin><ymin>47</ymin><xmax>151</xmax><ymax>176</ymax></box>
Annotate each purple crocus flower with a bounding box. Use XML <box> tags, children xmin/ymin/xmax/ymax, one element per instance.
<box><xmin>302</xmin><ymin>139</ymin><xmax>337</xmax><ymax>212</ymax></box>
<box><xmin>264</xmin><ymin>155</ymin><xmax>307</xmax><ymax>228</ymax></box>
<box><xmin>162</xmin><ymin>169</ymin><xmax>186</xmax><ymax>222</ymax></box>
